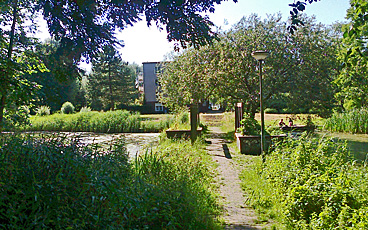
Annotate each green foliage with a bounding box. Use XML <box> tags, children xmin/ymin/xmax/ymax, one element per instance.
<box><xmin>241</xmin><ymin>135</ymin><xmax>368</xmax><ymax>229</ymax></box>
<box><xmin>131</xmin><ymin>139</ymin><xmax>222</xmax><ymax>229</ymax></box>
<box><xmin>264</xmin><ymin>108</ymin><xmax>278</xmax><ymax>114</ymax></box>
<box><xmin>0</xmin><ymin>133</ymin><xmax>130</xmax><ymax>229</ymax></box>
<box><xmin>28</xmin><ymin>110</ymin><xmax>141</xmax><ymax>133</ymax></box>
<box><xmin>35</xmin><ymin>105</ymin><xmax>51</xmax><ymax>116</ymax></box>
<box><xmin>29</xmin><ymin>39</ymin><xmax>87</xmax><ymax>112</ymax></box>
<box><xmin>88</xmin><ymin>46</ymin><xmax>138</xmax><ymax>110</ymax></box>
<box><xmin>0</xmin><ymin>134</ymin><xmax>222</xmax><ymax>229</ymax></box>
<box><xmin>238</xmin><ymin>117</ymin><xmax>261</xmax><ymax>135</ymax></box>
<box><xmin>2</xmin><ymin>105</ymin><xmax>30</xmax><ymax>130</ymax></box>
<box><xmin>169</xmin><ymin>110</ymin><xmax>191</xmax><ymax>130</ymax></box>
<box><xmin>158</xmin><ymin>14</ymin><xmax>340</xmax><ymax>118</ymax></box>
<box><xmin>334</xmin><ymin>0</ymin><xmax>368</xmax><ymax>110</ymax></box>
<box><xmin>61</xmin><ymin>101</ymin><xmax>75</xmax><ymax>114</ymax></box>
<box><xmin>325</xmin><ymin>107</ymin><xmax>368</xmax><ymax>134</ymax></box>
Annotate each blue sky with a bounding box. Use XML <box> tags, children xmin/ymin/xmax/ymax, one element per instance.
<box><xmin>35</xmin><ymin>0</ymin><xmax>350</xmax><ymax>69</ymax></box>
<box><xmin>115</xmin><ymin>0</ymin><xmax>350</xmax><ymax>66</ymax></box>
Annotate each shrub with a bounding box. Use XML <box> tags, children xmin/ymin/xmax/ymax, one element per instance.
<box><xmin>79</xmin><ymin>106</ymin><xmax>92</xmax><ymax>113</ymax></box>
<box><xmin>237</xmin><ymin>116</ymin><xmax>261</xmax><ymax>135</ymax></box>
<box><xmin>265</xmin><ymin>108</ymin><xmax>279</xmax><ymax>114</ymax></box>
<box><xmin>61</xmin><ymin>101</ymin><xmax>75</xmax><ymax>114</ymax></box>
<box><xmin>36</xmin><ymin>105</ymin><xmax>51</xmax><ymax>116</ymax></box>
<box><xmin>241</xmin><ymin>135</ymin><xmax>368</xmax><ymax>229</ymax></box>
<box><xmin>2</xmin><ymin>106</ymin><xmax>31</xmax><ymax>130</ymax></box>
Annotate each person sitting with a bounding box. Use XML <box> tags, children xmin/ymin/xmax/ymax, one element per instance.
<box><xmin>289</xmin><ymin>118</ymin><xmax>294</xmax><ymax>127</ymax></box>
<box><xmin>279</xmin><ymin>119</ymin><xmax>286</xmax><ymax>127</ymax></box>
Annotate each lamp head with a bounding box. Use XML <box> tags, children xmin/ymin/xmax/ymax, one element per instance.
<box><xmin>251</xmin><ymin>50</ymin><xmax>269</xmax><ymax>61</ymax></box>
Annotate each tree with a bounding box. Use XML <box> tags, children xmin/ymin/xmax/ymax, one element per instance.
<box><xmin>27</xmin><ymin>39</ymin><xmax>86</xmax><ymax>112</ymax></box>
<box><xmin>88</xmin><ymin>46</ymin><xmax>137</xmax><ymax>110</ymax></box>
<box><xmin>334</xmin><ymin>0</ymin><xmax>368</xmax><ymax>110</ymax></box>
<box><xmin>0</xmin><ymin>0</ymin><xmax>237</xmax><ymax>129</ymax></box>
<box><xmin>0</xmin><ymin>0</ymin><xmax>46</xmax><ymax>131</ymax></box>
<box><xmin>158</xmin><ymin>14</ymin><xmax>341</xmax><ymax>118</ymax></box>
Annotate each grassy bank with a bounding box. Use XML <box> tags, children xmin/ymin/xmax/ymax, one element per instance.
<box><xmin>0</xmin><ymin>133</ymin><xmax>222</xmax><ymax>229</ymax></box>
<box><xmin>239</xmin><ymin>135</ymin><xmax>368</xmax><ymax>229</ymax></box>
<box><xmin>23</xmin><ymin>110</ymin><xmax>175</xmax><ymax>133</ymax></box>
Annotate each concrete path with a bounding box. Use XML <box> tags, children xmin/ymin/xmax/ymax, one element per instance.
<box><xmin>206</xmin><ymin>127</ymin><xmax>265</xmax><ymax>230</ymax></box>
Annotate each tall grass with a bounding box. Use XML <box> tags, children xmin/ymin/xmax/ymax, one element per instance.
<box><xmin>325</xmin><ymin>108</ymin><xmax>368</xmax><ymax>134</ymax></box>
<box><xmin>0</xmin><ymin>134</ymin><xmax>223</xmax><ymax>229</ymax></box>
<box><xmin>25</xmin><ymin>110</ymin><xmax>177</xmax><ymax>133</ymax></box>
<box><xmin>240</xmin><ymin>135</ymin><xmax>368</xmax><ymax>229</ymax></box>
<box><xmin>27</xmin><ymin>110</ymin><xmax>141</xmax><ymax>133</ymax></box>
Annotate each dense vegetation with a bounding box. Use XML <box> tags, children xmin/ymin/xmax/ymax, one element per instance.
<box><xmin>240</xmin><ymin>135</ymin><xmax>368</xmax><ymax>229</ymax></box>
<box><xmin>325</xmin><ymin>108</ymin><xmax>368</xmax><ymax>134</ymax></box>
<box><xmin>21</xmin><ymin>110</ymin><xmax>175</xmax><ymax>133</ymax></box>
<box><xmin>0</xmin><ymin>134</ymin><xmax>222</xmax><ymax>229</ymax></box>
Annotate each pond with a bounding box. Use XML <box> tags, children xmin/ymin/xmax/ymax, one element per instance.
<box><xmin>318</xmin><ymin>132</ymin><xmax>368</xmax><ymax>162</ymax></box>
<box><xmin>23</xmin><ymin>132</ymin><xmax>160</xmax><ymax>158</ymax></box>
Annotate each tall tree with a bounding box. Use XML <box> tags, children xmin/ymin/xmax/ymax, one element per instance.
<box><xmin>0</xmin><ymin>0</ymin><xmax>237</xmax><ymax>129</ymax></box>
<box><xmin>88</xmin><ymin>46</ymin><xmax>137</xmax><ymax>110</ymax></box>
<box><xmin>334</xmin><ymin>0</ymin><xmax>368</xmax><ymax>110</ymax></box>
<box><xmin>158</xmin><ymin>15</ymin><xmax>341</xmax><ymax>118</ymax></box>
<box><xmin>27</xmin><ymin>39</ymin><xmax>86</xmax><ymax>112</ymax></box>
<box><xmin>0</xmin><ymin>0</ymin><xmax>45</xmax><ymax>131</ymax></box>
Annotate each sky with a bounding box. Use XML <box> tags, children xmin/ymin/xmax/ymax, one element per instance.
<box><xmin>36</xmin><ymin>0</ymin><xmax>351</xmax><ymax>70</ymax></box>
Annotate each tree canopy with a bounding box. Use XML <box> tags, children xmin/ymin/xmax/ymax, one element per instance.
<box><xmin>158</xmin><ymin>14</ymin><xmax>341</xmax><ymax>117</ymax></box>
<box><xmin>88</xmin><ymin>45</ymin><xmax>137</xmax><ymax>111</ymax></box>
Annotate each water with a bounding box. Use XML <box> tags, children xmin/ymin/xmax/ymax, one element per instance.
<box><xmin>23</xmin><ymin>131</ymin><xmax>160</xmax><ymax>158</ymax></box>
<box><xmin>317</xmin><ymin>132</ymin><xmax>368</xmax><ymax>161</ymax></box>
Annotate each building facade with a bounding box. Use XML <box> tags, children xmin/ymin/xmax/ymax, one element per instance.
<box><xmin>142</xmin><ymin>62</ymin><xmax>165</xmax><ymax>113</ymax></box>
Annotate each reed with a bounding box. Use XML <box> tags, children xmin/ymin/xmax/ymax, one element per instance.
<box><xmin>325</xmin><ymin>108</ymin><xmax>368</xmax><ymax>134</ymax></box>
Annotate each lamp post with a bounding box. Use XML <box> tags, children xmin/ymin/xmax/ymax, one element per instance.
<box><xmin>251</xmin><ymin>50</ymin><xmax>269</xmax><ymax>161</ymax></box>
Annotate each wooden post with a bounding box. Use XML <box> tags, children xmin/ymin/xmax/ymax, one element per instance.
<box><xmin>235</xmin><ymin>102</ymin><xmax>243</xmax><ymax>131</ymax></box>
<box><xmin>190</xmin><ymin>103</ymin><xmax>198</xmax><ymax>144</ymax></box>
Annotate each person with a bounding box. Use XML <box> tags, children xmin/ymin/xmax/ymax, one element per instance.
<box><xmin>289</xmin><ymin>118</ymin><xmax>293</xmax><ymax>127</ymax></box>
<box><xmin>279</xmin><ymin>119</ymin><xmax>286</xmax><ymax>127</ymax></box>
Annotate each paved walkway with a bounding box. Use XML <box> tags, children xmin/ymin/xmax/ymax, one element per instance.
<box><xmin>205</xmin><ymin>127</ymin><xmax>264</xmax><ymax>230</ymax></box>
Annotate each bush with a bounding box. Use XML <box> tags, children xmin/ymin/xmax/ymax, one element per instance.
<box><xmin>61</xmin><ymin>101</ymin><xmax>75</xmax><ymax>114</ymax></box>
<box><xmin>237</xmin><ymin>116</ymin><xmax>261</xmax><ymax>135</ymax></box>
<box><xmin>265</xmin><ymin>108</ymin><xmax>279</xmax><ymax>114</ymax></box>
<box><xmin>36</xmin><ymin>105</ymin><xmax>51</xmax><ymax>116</ymax></box>
<box><xmin>2</xmin><ymin>106</ymin><xmax>31</xmax><ymax>130</ymax></box>
<box><xmin>241</xmin><ymin>135</ymin><xmax>368</xmax><ymax>229</ymax></box>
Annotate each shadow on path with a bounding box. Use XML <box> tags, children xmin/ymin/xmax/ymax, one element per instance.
<box><xmin>222</xmin><ymin>144</ymin><xmax>232</xmax><ymax>159</ymax></box>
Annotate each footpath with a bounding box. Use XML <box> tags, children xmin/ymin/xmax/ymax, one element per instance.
<box><xmin>205</xmin><ymin>126</ymin><xmax>265</xmax><ymax>230</ymax></box>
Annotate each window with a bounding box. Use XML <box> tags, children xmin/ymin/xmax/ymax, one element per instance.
<box><xmin>155</xmin><ymin>103</ymin><xmax>164</xmax><ymax>112</ymax></box>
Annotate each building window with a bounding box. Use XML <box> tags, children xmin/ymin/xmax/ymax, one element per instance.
<box><xmin>155</xmin><ymin>103</ymin><xmax>164</xmax><ymax>112</ymax></box>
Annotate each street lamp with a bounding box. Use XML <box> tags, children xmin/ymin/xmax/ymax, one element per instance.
<box><xmin>251</xmin><ymin>50</ymin><xmax>269</xmax><ymax>161</ymax></box>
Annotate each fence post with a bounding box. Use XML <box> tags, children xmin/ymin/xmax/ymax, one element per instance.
<box><xmin>190</xmin><ymin>103</ymin><xmax>198</xmax><ymax>144</ymax></box>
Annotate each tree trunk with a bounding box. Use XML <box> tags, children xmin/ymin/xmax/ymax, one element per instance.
<box><xmin>108</xmin><ymin>65</ymin><xmax>114</xmax><ymax>110</ymax></box>
<box><xmin>0</xmin><ymin>0</ymin><xmax>18</xmax><ymax>132</ymax></box>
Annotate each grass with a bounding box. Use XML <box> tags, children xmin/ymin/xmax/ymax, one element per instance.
<box><xmin>0</xmin><ymin>133</ymin><xmax>223</xmax><ymax>229</ymax></box>
<box><xmin>23</xmin><ymin>110</ymin><xmax>174</xmax><ymax>133</ymax></box>
<box><xmin>325</xmin><ymin>108</ymin><xmax>368</xmax><ymax>134</ymax></box>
